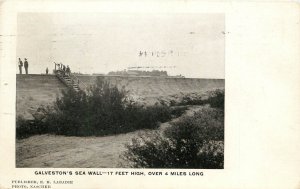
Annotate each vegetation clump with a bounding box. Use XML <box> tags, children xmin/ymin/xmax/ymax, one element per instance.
<box><xmin>174</xmin><ymin>89</ymin><xmax>224</xmax><ymax>109</ymax></box>
<box><xmin>122</xmin><ymin>107</ymin><xmax>224</xmax><ymax>169</ymax></box>
<box><xmin>16</xmin><ymin>78</ymin><xmax>224</xmax><ymax>144</ymax></box>
<box><xmin>17</xmin><ymin>78</ymin><xmax>178</xmax><ymax>138</ymax></box>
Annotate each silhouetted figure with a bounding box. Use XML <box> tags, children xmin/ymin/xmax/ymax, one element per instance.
<box><xmin>46</xmin><ymin>67</ymin><xmax>49</xmax><ymax>75</ymax></box>
<box><xmin>66</xmin><ymin>65</ymin><xmax>70</xmax><ymax>76</ymax></box>
<box><xmin>24</xmin><ymin>58</ymin><xmax>29</xmax><ymax>74</ymax></box>
<box><xmin>18</xmin><ymin>58</ymin><xmax>23</xmax><ymax>74</ymax></box>
<box><xmin>63</xmin><ymin>65</ymin><xmax>66</xmax><ymax>72</ymax></box>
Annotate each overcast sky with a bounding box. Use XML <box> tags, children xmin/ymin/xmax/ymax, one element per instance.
<box><xmin>17</xmin><ymin>13</ymin><xmax>224</xmax><ymax>78</ymax></box>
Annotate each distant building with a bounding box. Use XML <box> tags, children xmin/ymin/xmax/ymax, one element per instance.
<box><xmin>92</xmin><ymin>73</ymin><xmax>105</xmax><ymax>76</ymax></box>
<box><xmin>107</xmin><ymin>70</ymin><xmax>169</xmax><ymax>77</ymax></box>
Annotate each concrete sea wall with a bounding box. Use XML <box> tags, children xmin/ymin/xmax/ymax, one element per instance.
<box><xmin>16</xmin><ymin>74</ymin><xmax>224</xmax><ymax>119</ymax></box>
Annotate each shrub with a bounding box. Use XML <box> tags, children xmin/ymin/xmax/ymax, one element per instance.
<box><xmin>16</xmin><ymin>116</ymin><xmax>48</xmax><ymax>139</ymax></box>
<box><xmin>206</xmin><ymin>89</ymin><xmax>224</xmax><ymax>110</ymax></box>
<box><xmin>177</xmin><ymin>95</ymin><xmax>203</xmax><ymax>106</ymax></box>
<box><xmin>122</xmin><ymin>103</ymin><xmax>172</xmax><ymax>132</ymax></box>
<box><xmin>197</xmin><ymin>141</ymin><xmax>224</xmax><ymax>169</ymax></box>
<box><xmin>122</xmin><ymin>107</ymin><xmax>224</xmax><ymax>168</ymax></box>
<box><xmin>17</xmin><ymin>77</ymin><xmax>181</xmax><ymax>138</ymax></box>
<box><xmin>170</xmin><ymin>106</ymin><xmax>188</xmax><ymax>117</ymax></box>
<box><xmin>45</xmin><ymin>77</ymin><xmax>174</xmax><ymax>136</ymax></box>
<box><xmin>170</xmin><ymin>89</ymin><xmax>224</xmax><ymax>110</ymax></box>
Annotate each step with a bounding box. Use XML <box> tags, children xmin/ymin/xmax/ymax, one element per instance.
<box><xmin>56</xmin><ymin>73</ymin><xmax>82</xmax><ymax>91</ymax></box>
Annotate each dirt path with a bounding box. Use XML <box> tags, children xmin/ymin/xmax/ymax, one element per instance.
<box><xmin>16</xmin><ymin>105</ymin><xmax>204</xmax><ymax>168</ymax></box>
<box><xmin>16</xmin><ymin>131</ymin><xmax>146</xmax><ymax>168</ymax></box>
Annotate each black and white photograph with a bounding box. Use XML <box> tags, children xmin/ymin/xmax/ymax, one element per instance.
<box><xmin>15</xmin><ymin>13</ymin><xmax>225</xmax><ymax>168</ymax></box>
<box><xmin>1</xmin><ymin>1</ymin><xmax>300</xmax><ymax>189</ymax></box>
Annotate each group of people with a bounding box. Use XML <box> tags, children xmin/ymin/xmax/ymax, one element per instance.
<box><xmin>54</xmin><ymin>62</ymin><xmax>71</xmax><ymax>76</ymax></box>
<box><xmin>18</xmin><ymin>59</ymin><xmax>72</xmax><ymax>76</ymax></box>
<box><xmin>18</xmin><ymin>58</ymin><xmax>29</xmax><ymax>74</ymax></box>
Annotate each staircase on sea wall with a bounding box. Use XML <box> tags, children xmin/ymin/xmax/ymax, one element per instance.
<box><xmin>55</xmin><ymin>70</ymin><xmax>85</xmax><ymax>92</ymax></box>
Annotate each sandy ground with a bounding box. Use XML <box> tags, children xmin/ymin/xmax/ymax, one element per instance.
<box><xmin>16</xmin><ymin>106</ymin><xmax>204</xmax><ymax>168</ymax></box>
<box><xmin>16</xmin><ymin>131</ymin><xmax>144</xmax><ymax>168</ymax></box>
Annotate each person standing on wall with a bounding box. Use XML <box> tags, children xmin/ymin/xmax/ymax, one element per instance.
<box><xmin>24</xmin><ymin>58</ymin><xmax>29</xmax><ymax>74</ymax></box>
<box><xmin>46</xmin><ymin>67</ymin><xmax>49</xmax><ymax>75</ymax></box>
<box><xmin>66</xmin><ymin>65</ymin><xmax>70</xmax><ymax>76</ymax></box>
<box><xmin>18</xmin><ymin>58</ymin><xmax>23</xmax><ymax>74</ymax></box>
<box><xmin>62</xmin><ymin>64</ymin><xmax>66</xmax><ymax>75</ymax></box>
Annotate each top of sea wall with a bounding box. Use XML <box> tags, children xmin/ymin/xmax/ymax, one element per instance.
<box><xmin>77</xmin><ymin>75</ymin><xmax>225</xmax><ymax>97</ymax></box>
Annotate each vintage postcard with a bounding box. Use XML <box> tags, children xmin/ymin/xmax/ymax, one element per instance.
<box><xmin>0</xmin><ymin>1</ymin><xmax>299</xmax><ymax>189</ymax></box>
<box><xmin>15</xmin><ymin>12</ymin><xmax>225</xmax><ymax>169</ymax></box>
